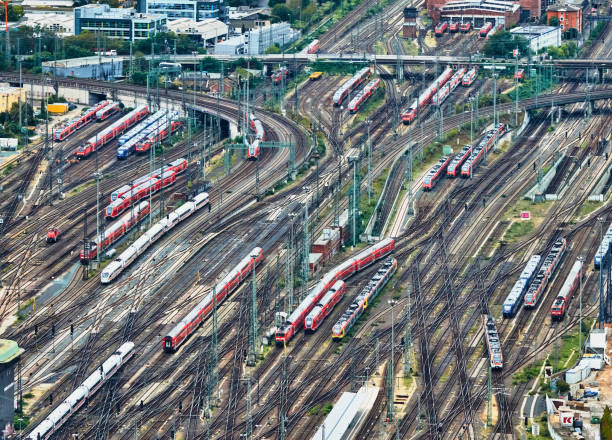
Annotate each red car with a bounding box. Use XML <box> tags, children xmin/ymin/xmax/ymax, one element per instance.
<box><xmin>47</xmin><ymin>228</ymin><xmax>60</xmax><ymax>243</ymax></box>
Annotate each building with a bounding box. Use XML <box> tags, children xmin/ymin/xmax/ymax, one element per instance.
<box><xmin>21</xmin><ymin>12</ymin><xmax>74</xmax><ymax>36</ymax></box>
<box><xmin>42</xmin><ymin>56</ymin><xmax>124</xmax><ymax>81</ymax></box>
<box><xmin>547</xmin><ymin>4</ymin><xmax>582</xmax><ymax>33</ymax></box>
<box><xmin>74</xmin><ymin>4</ymin><xmax>166</xmax><ymax>41</ymax></box>
<box><xmin>0</xmin><ymin>340</ymin><xmax>23</xmax><ymax>437</ymax></box>
<box><xmin>213</xmin><ymin>34</ymin><xmax>246</xmax><ymax>54</ymax></box>
<box><xmin>228</xmin><ymin>7</ymin><xmax>269</xmax><ymax>32</ymax></box>
<box><xmin>402</xmin><ymin>7</ymin><xmax>418</xmax><ymax>38</ymax></box>
<box><xmin>166</xmin><ymin>18</ymin><xmax>228</xmax><ymax>45</ymax></box>
<box><xmin>510</xmin><ymin>25</ymin><xmax>561</xmax><ymax>52</ymax></box>
<box><xmin>0</xmin><ymin>85</ymin><xmax>26</xmax><ymax>114</ymax></box>
<box><xmin>437</xmin><ymin>0</ymin><xmax>520</xmax><ymax>27</ymax></box>
<box><xmin>21</xmin><ymin>0</ymin><xmax>74</xmax><ymax>8</ymax></box>
<box><xmin>246</xmin><ymin>22</ymin><xmax>300</xmax><ymax>55</ymax></box>
<box><xmin>140</xmin><ymin>0</ymin><xmax>228</xmax><ymax>22</ymax></box>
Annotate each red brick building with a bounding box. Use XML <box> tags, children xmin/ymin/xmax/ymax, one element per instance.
<box><xmin>403</xmin><ymin>7</ymin><xmax>418</xmax><ymax>38</ymax></box>
<box><xmin>436</xmin><ymin>0</ymin><xmax>520</xmax><ymax>27</ymax></box>
<box><xmin>547</xmin><ymin>4</ymin><xmax>582</xmax><ymax>33</ymax></box>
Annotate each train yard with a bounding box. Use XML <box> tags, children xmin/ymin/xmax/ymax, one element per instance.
<box><xmin>0</xmin><ymin>2</ymin><xmax>611</xmax><ymax>439</ymax></box>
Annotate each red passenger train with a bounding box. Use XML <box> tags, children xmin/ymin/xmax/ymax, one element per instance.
<box><xmin>275</xmin><ymin>238</ymin><xmax>395</xmax><ymax>345</ymax></box>
<box><xmin>162</xmin><ymin>247</ymin><xmax>264</xmax><ymax>351</ymax></box>
<box><xmin>435</xmin><ymin>21</ymin><xmax>448</xmax><ymax>36</ymax></box>
<box><xmin>96</xmin><ymin>102</ymin><xmax>120</xmax><ymax>121</ymax></box>
<box><xmin>460</xmin><ymin>22</ymin><xmax>471</xmax><ymax>32</ymax></box>
<box><xmin>449</xmin><ymin>22</ymin><xmax>459</xmax><ymax>32</ymax></box>
<box><xmin>551</xmin><ymin>259</ymin><xmax>582</xmax><ymax>320</ymax></box>
<box><xmin>53</xmin><ymin>100</ymin><xmax>111</xmax><ymax>141</ymax></box>
<box><xmin>304</xmin><ymin>280</ymin><xmax>346</xmax><ymax>332</ymax></box>
<box><xmin>480</xmin><ymin>22</ymin><xmax>493</xmax><ymax>37</ymax></box>
<box><xmin>422</xmin><ymin>156</ymin><xmax>451</xmax><ymax>190</ymax></box>
<box><xmin>402</xmin><ymin>67</ymin><xmax>453</xmax><ymax>124</ymax></box>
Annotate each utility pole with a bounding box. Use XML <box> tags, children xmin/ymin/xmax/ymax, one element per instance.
<box><xmin>579</xmin><ymin>256</ymin><xmax>584</xmax><ymax>354</ymax></box>
<box><xmin>244</xmin><ymin>377</ymin><xmax>253</xmax><ymax>440</ymax></box>
<box><xmin>514</xmin><ymin>47</ymin><xmax>519</xmax><ymax>127</ymax></box>
<box><xmin>403</xmin><ymin>290</ymin><xmax>411</xmax><ymax>376</ymax></box>
<box><xmin>208</xmin><ymin>286</ymin><xmax>218</xmax><ymax>408</ymax></box>
<box><xmin>248</xmin><ymin>265</ymin><xmax>258</xmax><ymax>366</ymax></box>
<box><xmin>407</xmin><ymin>146</ymin><xmax>414</xmax><ymax>216</ymax></box>
<box><xmin>487</xmin><ymin>366</ymin><xmax>492</xmax><ymax>426</ymax></box>
<box><xmin>285</xmin><ymin>220</ymin><xmax>294</xmax><ymax>313</ymax></box>
<box><xmin>94</xmin><ymin>135</ymin><xmax>101</xmax><ymax>269</ymax></box>
<box><xmin>367</xmin><ymin>120</ymin><xmax>372</xmax><ymax>205</ymax></box>
<box><xmin>387</xmin><ymin>299</ymin><xmax>396</xmax><ymax>422</ymax></box>
<box><xmin>302</xmin><ymin>201</ymin><xmax>309</xmax><ymax>286</ymax></box>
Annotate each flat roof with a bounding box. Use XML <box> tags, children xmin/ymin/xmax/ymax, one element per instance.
<box><xmin>42</xmin><ymin>56</ymin><xmax>123</xmax><ymax>68</ymax></box>
<box><xmin>511</xmin><ymin>25</ymin><xmax>559</xmax><ymax>35</ymax></box>
<box><xmin>0</xmin><ymin>339</ymin><xmax>24</xmax><ymax>364</ymax></box>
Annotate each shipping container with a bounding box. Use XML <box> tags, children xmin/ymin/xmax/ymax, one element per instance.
<box><xmin>48</xmin><ymin>103</ymin><xmax>69</xmax><ymax>115</ymax></box>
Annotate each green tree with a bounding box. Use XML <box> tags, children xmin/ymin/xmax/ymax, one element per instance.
<box><xmin>1</xmin><ymin>4</ymin><xmax>25</xmax><ymax>22</ymax></box>
<box><xmin>602</xmin><ymin>406</ymin><xmax>612</xmax><ymax>439</ymax></box>
<box><xmin>483</xmin><ymin>30</ymin><xmax>529</xmax><ymax>57</ymax></box>
<box><xmin>265</xmin><ymin>43</ymin><xmax>281</xmax><ymax>54</ymax></box>
<box><xmin>271</xmin><ymin>4</ymin><xmax>293</xmax><ymax>21</ymax></box>
<box><xmin>548</xmin><ymin>16</ymin><xmax>560</xmax><ymax>27</ymax></box>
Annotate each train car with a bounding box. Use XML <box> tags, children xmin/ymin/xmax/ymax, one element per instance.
<box><xmin>460</xmin><ymin>22</ymin><xmax>471</xmax><ymax>32</ymax></box>
<box><xmin>486</xmin><ymin>24</ymin><xmax>503</xmax><ymax>39</ymax></box>
<box><xmin>448</xmin><ymin>68</ymin><xmax>466</xmax><ymax>91</ymax></box>
<box><xmin>80</xmin><ymin>201</ymin><xmax>150</xmax><ymax>264</ymax></box>
<box><xmin>162</xmin><ymin>246</ymin><xmax>263</xmax><ymax>351</ymax></box>
<box><xmin>502</xmin><ymin>255</ymin><xmax>541</xmax><ymax>318</ymax></box>
<box><xmin>134</xmin><ymin>114</ymin><xmax>182</xmax><ymax>155</ymax></box>
<box><xmin>53</xmin><ymin>100</ymin><xmax>111</xmax><ymax>141</ymax></box>
<box><xmin>101</xmin><ymin>192</ymin><xmax>210</xmax><ymax>284</ymax></box>
<box><xmin>422</xmin><ymin>156</ymin><xmax>450</xmax><ymax>190</ymax></box>
<box><xmin>26</xmin><ymin>342</ymin><xmax>134</xmax><ymax>440</ymax></box>
<box><xmin>76</xmin><ymin>105</ymin><xmax>149</xmax><ymax>158</ymax></box>
<box><xmin>304</xmin><ymin>280</ymin><xmax>346</xmax><ymax>332</ymax></box>
<box><xmin>332</xmin><ymin>67</ymin><xmax>371</xmax><ymax>106</ymax></box>
<box><xmin>304</xmin><ymin>39</ymin><xmax>320</xmax><ymax>54</ymax></box>
<box><xmin>446</xmin><ymin>144</ymin><xmax>471</xmax><ymax>177</ymax></box>
<box><xmin>247</xmin><ymin>118</ymin><xmax>265</xmax><ymax>160</ymax></box>
<box><xmin>119</xmin><ymin>110</ymin><xmax>167</xmax><ymax>146</ymax></box>
<box><xmin>96</xmin><ymin>102</ymin><xmax>120</xmax><ymax>121</ymax></box>
<box><xmin>449</xmin><ymin>21</ymin><xmax>459</xmax><ymax>32</ymax></box>
<box><xmin>275</xmin><ymin>238</ymin><xmax>395</xmax><ymax>345</ymax></box>
<box><xmin>165</xmin><ymin>158</ymin><xmax>188</xmax><ymax>175</ymax></box>
<box><xmin>347</xmin><ymin>78</ymin><xmax>380</xmax><ymax>113</ymax></box>
<box><xmin>594</xmin><ymin>223</ymin><xmax>612</xmax><ymax>269</ymax></box>
<box><xmin>479</xmin><ymin>22</ymin><xmax>493</xmax><ymax>37</ymax></box>
<box><xmin>432</xmin><ymin>84</ymin><xmax>450</xmax><ymax>106</ymax></box>
<box><xmin>462</xmin><ymin>68</ymin><xmax>477</xmax><ymax>86</ymax></box>
<box><xmin>272</xmin><ymin>66</ymin><xmax>289</xmax><ymax>84</ymax></box>
<box><xmin>309</xmin><ymin>71</ymin><xmax>323</xmax><ymax>81</ymax></box>
<box><xmin>514</xmin><ymin>69</ymin><xmax>525</xmax><ymax>80</ymax></box>
<box><xmin>483</xmin><ymin>315</ymin><xmax>503</xmax><ymax>369</ymax></box>
<box><xmin>332</xmin><ymin>258</ymin><xmax>397</xmax><ymax>340</ymax></box>
<box><xmin>435</xmin><ymin>21</ymin><xmax>448</xmax><ymax>36</ymax></box>
<box><xmin>524</xmin><ymin>238</ymin><xmax>566</xmax><ymax>308</ymax></box>
<box><xmin>402</xmin><ymin>67</ymin><xmax>452</xmax><ymax>124</ymax></box>
<box><xmin>551</xmin><ymin>259</ymin><xmax>582</xmax><ymax>320</ymax></box>
<box><xmin>105</xmin><ymin>178</ymin><xmax>163</xmax><ymax>219</ymax></box>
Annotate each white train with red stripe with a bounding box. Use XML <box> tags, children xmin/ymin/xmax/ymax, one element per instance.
<box><xmin>447</xmin><ymin>144</ymin><xmax>471</xmax><ymax>177</ymax></box>
<box><xmin>96</xmin><ymin>101</ymin><xmax>120</xmax><ymax>121</ymax></box>
<box><xmin>275</xmin><ymin>238</ymin><xmax>395</xmax><ymax>345</ymax></box>
<box><xmin>348</xmin><ymin>78</ymin><xmax>381</xmax><ymax>113</ymax></box>
<box><xmin>462</xmin><ymin>68</ymin><xmax>477</xmax><ymax>86</ymax></box>
<box><xmin>101</xmin><ymin>192</ymin><xmax>210</xmax><ymax>284</ymax></box>
<box><xmin>479</xmin><ymin>22</ymin><xmax>493</xmax><ymax>37</ymax></box>
<box><xmin>402</xmin><ymin>67</ymin><xmax>453</xmax><ymax>124</ymax></box>
<box><xmin>551</xmin><ymin>259</ymin><xmax>582</xmax><ymax>320</ymax></box>
<box><xmin>486</xmin><ymin>23</ymin><xmax>503</xmax><ymax>39</ymax></box>
<box><xmin>432</xmin><ymin>68</ymin><xmax>465</xmax><ymax>105</ymax></box>
<box><xmin>304</xmin><ymin>280</ymin><xmax>346</xmax><ymax>332</ymax></box>
<box><xmin>332</xmin><ymin>67</ymin><xmax>371</xmax><ymax>106</ymax></box>
<box><xmin>460</xmin><ymin>123</ymin><xmax>506</xmax><ymax>177</ymax></box>
<box><xmin>134</xmin><ymin>113</ymin><xmax>182</xmax><ymax>154</ymax></box>
<box><xmin>80</xmin><ymin>201</ymin><xmax>150</xmax><ymax>264</ymax></box>
<box><xmin>422</xmin><ymin>156</ymin><xmax>451</xmax><ymax>190</ymax></box>
<box><xmin>524</xmin><ymin>238</ymin><xmax>566</xmax><ymax>308</ymax></box>
<box><xmin>484</xmin><ymin>315</ymin><xmax>503</xmax><ymax>369</ymax></box>
<box><xmin>53</xmin><ymin>100</ymin><xmax>111</xmax><ymax>141</ymax></box>
<box><xmin>75</xmin><ymin>105</ymin><xmax>149</xmax><ymax>158</ymax></box>
<box><xmin>162</xmin><ymin>247</ymin><xmax>264</xmax><ymax>351</ymax></box>
<box><xmin>246</xmin><ymin>112</ymin><xmax>265</xmax><ymax>160</ymax></box>
<box><xmin>303</xmin><ymin>39</ymin><xmax>320</xmax><ymax>54</ymax></box>
<box><xmin>26</xmin><ymin>342</ymin><xmax>134</xmax><ymax>440</ymax></box>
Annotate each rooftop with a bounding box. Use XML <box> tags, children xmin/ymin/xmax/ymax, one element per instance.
<box><xmin>440</xmin><ymin>0</ymin><xmax>520</xmax><ymax>12</ymax></box>
<box><xmin>0</xmin><ymin>339</ymin><xmax>24</xmax><ymax>364</ymax></box>
<box><xmin>167</xmin><ymin>18</ymin><xmax>228</xmax><ymax>39</ymax></box>
<box><xmin>547</xmin><ymin>3</ymin><xmax>581</xmax><ymax>11</ymax></box>
<box><xmin>42</xmin><ymin>56</ymin><xmax>122</xmax><ymax>68</ymax></box>
<box><xmin>510</xmin><ymin>25</ymin><xmax>560</xmax><ymax>35</ymax></box>
<box><xmin>76</xmin><ymin>4</ymin><xmax>165</xmax><ymax>21</ymax></box>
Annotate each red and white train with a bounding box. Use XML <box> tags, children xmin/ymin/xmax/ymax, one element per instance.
<box><xmin>110</xmin><ymin>158</ymin><xmax>187</xmax><ymax>203</ymax></box>
<box><xmin>272</xmin><ymin>66</ymin><xmax>289</xmax><ymax>84</ymax></box>
<box><xmin>435</xmin><ymin>21</ymin><xmax>448</xmax><ymax>36</ymax></box>
<box><xmin>486</xmin><ymin>24</ymin><xmax>503</xmax><ymax>39</ymax></box>
<box><xmin>422</xmin><ymin>155</ymin><xmax>451</xmax><ymax>190</ymax></box>
<box><xmin>432</xmin><ymin>68</ymin><xmax>465</xmax><ymax>105</ymax></box>
<box><xmin>96</xmin><ymin>101</ymin><xmax>120</xmax><ymax>121</ymax></box>
<box><xmin>524</xmin><ymin>238</ymin><xmax>567</xmax><ymax>308</ymax></box>
<box><xmin>304</xmin><ymin>280</ymin><xmax>345</xmax><ymax>332</ymax></box>
<box><xmin>462</xmin><ymin>68</ymin><xmax>477</xmax><ymax>86</ymax></box>
<box><xmin>514</xmin><ymin>69</ymin><xmax>525</xmax><ymax>80</ymax></box>
<box><xmin>105</xmin><ymin>170</ymin><xmax>176</xmax><ymax>218</ymax></box>
<box><xmin>101</xmin><ymin>192</ymin><xmax>210</xmax><ymax>284</ymax></box>
<box><xmin>80</xmin><ymin>201</ymin><xmax>150</xmax><ymax>264</ymax></box>
<box><xmin>134</xmin><ymin>116</ymin><xmax>183</xmax><ymax>154</ymax></box>
<box><xmin>479</xmin><ymin>22</ymin><xmax>493</xmax><ymax>37</ymax></box>
<box><xmin>275</xmin><ymin>238</ymin><xmax>395</xmax><ymax>345</ymax></box>
<box><xmin>402</xmin><ymin>67</ymin><xmax>453</xmax><ymax>124</ymax></box>
<box><xmin>75</xmin><ymin>105</ymin><xmax>149</xmax><ymax>158</ymax></box>
<box><xmin>446</xmin><ymin>144</ymin><xmax>472</xmax><ymax>177</ymax></box>
<box><xmin>347</xmin><ymin>78</ymin><xmax>381</xmax><ymax>113</ymax></box>
<box><xmin>460</xmin><ymin>123</ymin><xmax>506</xmax><ymax>177</ymax></box>
<box><xmin>449</xmin><ymin>21</ymin><xmax>459</xmax><ymax>32</ymax></box>
<box><xmin>162</xmin><ymin>247</ymin><xmax>264</xmax><ymax>351</ymax></box>
<box><xmin>460</xmin><ymin>22</ymin><xmax>471</xmax><ymax>32</ymax></box>
<box><xmin>246</xmin><ymin>112</ymin><xmax>265</xmax><ymax>160</ymax></box>
<box><xmin>551</xmin><ymin>259</ymin><xmax>582</xmax><ymax>320</ymax></box>
<box><xmin>53</xmin><ymin>100</ymin><xmax>111</xmax><ymax>141</ymax></box>
<box><xmin>332</xmin><ymin>67</ymin><xmax>371</xmax><ymax>106</ymax></box>
<box><xmin>303</xmin><ymin>39</ymin><xmax>320</xmax><ymax>54</ymax></box>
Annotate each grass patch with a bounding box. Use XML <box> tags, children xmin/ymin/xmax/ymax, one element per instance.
<box><xmin>548</xmin><ymin>319</ymin><xmax>592</xmax><ymax>372</ymax></box>
<box><xmin>3</xmin><ymin>162</ymin><xmax>15</xmax><ymax>176</ymax></box>
<box><xmin>503</xmin><ymin>221</ymin><xmax>534</xmax><ymax>243</ymax></box>
<box><xmin>577</xmin><ymin>200</ymin><xmax>601</xmax><ymax>218</ymax></box>
<box><xmin>308</xmin><ymin>404</ymin><xmax>320</xmax><ymax>416</ymax></box>
<box><xmin>68</xmin><ymin>180</ymin><xmax>96</xmax><ymax>197</ymax></box>
<box><xmin>352</xmin><ymin>84</ymin><xmax>386</xmax><ymax>125</ymax></box>
<box><xmin>360</xmin><ymin>167</ymin><xmax>390</xmax><ymax>228</ymax></box>
<box><xmin>321</xmin><ymin>403</ymin><xmax>333</xmax><ymax>415</ymax></box>
<box><xmin>402</xmin><ymin>39</ymin><xmax>419</xmax><ymax>55</ymax></box>
<box><xmin>512</xmin><ymin>360</ymin><xmax>543</xmax><ymax>385</ymax></box>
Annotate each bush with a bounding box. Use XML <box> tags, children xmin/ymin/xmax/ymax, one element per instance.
<box><xmin>557</xmin><ymin>380</ymin><xmax>569</xmax><ymax>393</ymax></box>
<box><xmin>602</xmin><ymin>406</ymin><xmax>612</xmax><ymax>439</ymax></box>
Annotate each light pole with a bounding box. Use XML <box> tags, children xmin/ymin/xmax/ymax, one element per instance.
<box><xmin>387</xmin><ymin>299</ymin><xmax>396</xmax><ymax>422</ymax></box>
<box><xmin>366</xmin><ymin>120</ymin><xmax>372</xmax><ymax>205</ymax></box>
<box><xmin>579</xmin><ymin>256</ymin><xmax>584</xmax><ymax>354</ymax></box>
<box><xmin>599</xmin><ymin>217</ymin><xmax>605</xmax><ymax>326</ymax></box>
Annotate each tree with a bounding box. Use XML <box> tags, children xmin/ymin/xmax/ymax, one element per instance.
<box><xmin>483</xmin><ymin>30</ymin><xmax>529</xmax><ymax>57</ymax></box>
<box><xmin>271</xmin><ymin>4</ymin><xmax>293</xmax><ymax>21</ymax></box>
<box><xmin>601</xmin><ymin>406</ymin><xmax>612</xmax><ymax>439</ymax></box>
<box><xmin>548</xmin><ymin>16</ymin><xmax>560</xmax><ymax>27</ymax></box>
<box><xmin>0</xmin><ymin>4</ymin><xmax>25</xmax><ymax>22</ymax></box>
<box><xmin>265</xmin><ymin>43</ymin><xmax>281</xmax><ymax>54</ymax></box>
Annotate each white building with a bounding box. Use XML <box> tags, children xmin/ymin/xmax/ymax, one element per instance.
<box><xmin>246</xmin><ymin>22</ymin><xmax>300</xmax><ymax>55</ymax></box>
<box><xmin>21</xmin><ymin>0</ymin><xmax>74</xmax><ymax>8</ymax></box>
<box><xmin>166</xmin><ymin>18</ymin><xmax>228</xmax><ymax>45</ymax></box>
<box><xmin>510</xmin><ymin>25</ymin><xmax>562</xmax><ymax>52</ymax></box>
<box><xmin>213</xmin><ymin>35</ymin><xmax>246</xmax><ymax>55</ymax></box>
<box><xmin>21</xmin><ymin>12</ymin><xmax>74</xmax><ymax>36</ymax></box>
